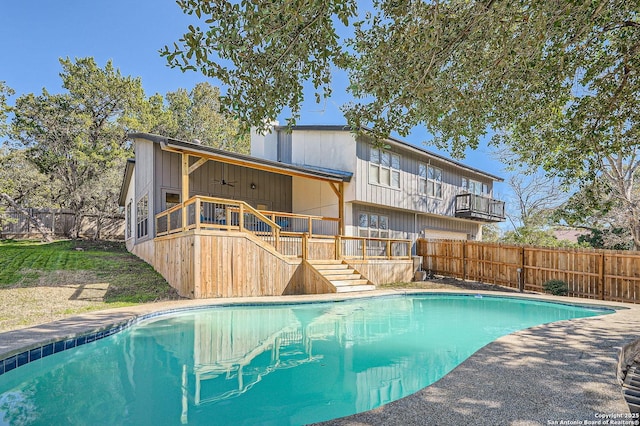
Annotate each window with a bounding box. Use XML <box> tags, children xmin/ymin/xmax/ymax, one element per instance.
<box><xmin>369</xmin><ymin>147</ymin><xmax>400</xmax><ymax>188</ymax></box>
<box><xmin>136</xmin><ymin>194</ymin><xmax>149</xmax><ymax>238</ymax></box>
<box><xmin>419</xmin><ymin>163</ymin><xmax>442</xmax><ymax>198</ymax></box>
<box><xmin>359</xmin><ymin>213</ymin><xmax>389</xmax><ymax>239</ymax></box>
<box><xmin>165</xmin><ymin>192</ymin><xmax>180</xmax><ymax>210</ymax></box>
<box><xmin>465</xmin><ymin>179</ymin><xmax>489</xmax><ymax>196</ymax></box>
<box><xmin>126</xmin><ymin>201</ymin><xmax>132</xmax><ymax>239</ymax></box>
<box><xmin>359</xmin><ymin>213</ymin><xmax>389</xmax><ymax>250</ymax></box>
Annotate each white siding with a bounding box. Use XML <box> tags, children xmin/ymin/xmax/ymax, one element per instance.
<box><xmin>291</xmin><ymin>177</ymin><xmax>338</xmax><ymax>217</ymax></box>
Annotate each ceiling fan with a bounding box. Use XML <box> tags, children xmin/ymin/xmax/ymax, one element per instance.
<box><xmin>212</xmin><ymin>178</ymin><xmax>237</xmax><ymax>188</ymax></box>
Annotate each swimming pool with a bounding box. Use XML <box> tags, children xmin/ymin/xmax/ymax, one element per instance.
<box><xmin>0</xmin><ymin>294</ymin><xmax>611</xmax><ymax>425</ymax></box>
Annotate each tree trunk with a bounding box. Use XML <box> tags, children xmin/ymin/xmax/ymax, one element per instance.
<box><xmin>0</xmin><ymin>193</ymin><xmax>54</xmax><ymax>242</ymax></box>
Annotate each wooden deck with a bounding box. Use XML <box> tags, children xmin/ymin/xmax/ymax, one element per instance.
<box><xmin>135</xmin><ymin>196</ymin><xmax>414</xmax><ymax>299</ymax></box>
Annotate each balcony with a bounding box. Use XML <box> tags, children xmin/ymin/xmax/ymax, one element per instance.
<box><xmin>455</xmin><ymin>193</ymin><xmax>506</xmax><ymax>222</ymax></box>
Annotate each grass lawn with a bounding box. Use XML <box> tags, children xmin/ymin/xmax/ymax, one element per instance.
<box><xmin>0</xmin><ymin>239</ymin><xmax>181</xmax><ymax>332</ymax></box>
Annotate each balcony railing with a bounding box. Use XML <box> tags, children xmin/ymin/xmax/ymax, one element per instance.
<box><xmin>455</xmin><ymin>193</ymin><xmax>505</xmax><ymax>222</ymax></box>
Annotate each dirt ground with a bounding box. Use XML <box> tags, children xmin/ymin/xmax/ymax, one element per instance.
<box><xmin>0</xmin><ymin>270</ymin><xmax>131</xmax><ymax>332</ymax></box>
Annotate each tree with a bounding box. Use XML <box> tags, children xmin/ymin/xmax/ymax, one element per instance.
<box><xmin>10</xmin><ymin>57</ymin><xmax>145</xmax><ymax>238</ymax></box>
<box><xmin>147</xmin><ymin>82</ymin><xmax>249</xmax><ymax>153</ymax></box>
<box><xmin>164</xmin><ymin>1</ymin><xmax>640</xmax><ymax>246</ymax></box>
<box><xmin>555</xmin><ymin>174</ymin><xmax>637</xmax><ymax>250</ymax></box>
<box><xmin>500</xmin><ymin>172</ymin><xmax>572</xmax><ymax>247</ymax></box>
<box><xmin>163</xmin><ymin>1</ymin><xmax>638</xmax><ymax>148</ymax></box>
<box><xmin>481</xmin><ymin>223</ymin><xmax>501</xmax><ymax>242</ymax></box>
<box><xmin>0</xmin><ymin>81</ymin><xmax>13</xmax><ymax>139</ymax></box>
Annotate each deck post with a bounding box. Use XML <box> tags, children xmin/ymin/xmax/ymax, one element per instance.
<box><xmin>195</xmin><ymin>197</ymin><xmax>201</xmax><ymax>230</ymax></box>
<box><xmin>328</xmin><ymin>182</ymin><xmax>345</xmax><ymax>235</ymax></box>
<box><xmin>302</xmin><ymin>233</ymin><xmax>308</xmax><ymax>260</ymax></box>
<box><xmin>181</xmin><ymin>153</ymin><xmax>189</xmax><ymax>231</ymax></box>
<box><xmin>239</xmin><ymin>203</ymin><xmax>244</xmax><ymax>231</ymax></box>
<box><xmin>335</xmin><ymin>235</ymin><xmax>341</xmax><ymax>260</ymax></box>
<box><xmin>386</xmin><ymin>240</ymin><xmax>392</xmax><ymax>259</ymax></box>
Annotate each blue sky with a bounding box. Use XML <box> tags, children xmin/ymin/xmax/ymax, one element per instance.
<box><xmin>0</xmin><ymin>1</ymin><xmax>508</xmax><ymax>199</ymax></box>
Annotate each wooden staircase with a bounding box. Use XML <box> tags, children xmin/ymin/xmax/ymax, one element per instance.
<box><xmin>307</xmin><ymin>260</ymin><xmax>375</xmax><ymax>293</ymax></box>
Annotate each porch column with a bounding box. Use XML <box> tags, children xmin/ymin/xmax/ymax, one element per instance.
<box><xmin>182</xmin><ymin>153</ymin><xmax>189</xmax><ymax>230</ymax></box>
<box><xmin>328</xmin><ymin>182</ymin><xmax>345</xmax><ymax>235</ymax></box>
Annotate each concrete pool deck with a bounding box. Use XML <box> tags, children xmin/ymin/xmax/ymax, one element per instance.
<box><xmin>1</xmin><ymin>289</ymin><xmax>639</xmax><ymax>425</ymax></box>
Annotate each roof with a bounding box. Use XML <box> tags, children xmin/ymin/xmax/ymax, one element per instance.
<box><xmin>128</xmin><ymin>133</ymin><xmax>353</xmax><ymax>184</ymax></box>
<box><xmin>273</xmin><ymin>125</ymin><xmax>504</xmax><ymax>182</ymax></box>
<box><xmin>117</xmin><ymin>159</ymin><xmax>135</xmax><ymax>207</ymax></box>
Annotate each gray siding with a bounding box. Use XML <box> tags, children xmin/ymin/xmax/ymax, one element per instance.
<box><xmin>354</xmin><ymin>137</ymin><xmax>493</xmax><ymax>217</ymax></box>
<box><xmin>135</xmin><ymin>140</ymin><xmax>155</xmax><ymax>242</ymax></box>
<box><xmin>351</xmin><ymin>204</ymin><xmax>480</xmax><ymax>241</ymax></box>
<box><xmin>153</xmin><ymin>146</ymin><xmax>292</xmax><ymax>213</ymax></box>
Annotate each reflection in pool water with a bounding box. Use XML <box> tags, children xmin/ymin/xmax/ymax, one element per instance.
<box><xmin>0</xmin><ymin>295</ymin><xmax>609</xmax><ymax>425</ymax></box>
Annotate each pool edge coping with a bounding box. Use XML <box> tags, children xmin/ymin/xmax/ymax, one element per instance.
<box><xmin>0</xmin><ymin>290</ymin><xmax>633</xmax><ymax>377</ymax></box>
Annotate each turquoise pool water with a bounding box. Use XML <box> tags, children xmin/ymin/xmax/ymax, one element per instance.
<box><xmin>0</xmin><ymin>295</ymin><xmax>610</xmax><ymax>425</ymax></box>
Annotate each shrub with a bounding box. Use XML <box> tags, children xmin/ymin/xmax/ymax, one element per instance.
<box><xmin>543</xmin><ymin>279</ymin><xmax>568</xmax><ymax>296</ymax></box>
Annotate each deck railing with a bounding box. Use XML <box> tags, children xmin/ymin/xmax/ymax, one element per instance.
<box><xmin>455</xmin><ymin>193</ymin><xmax>505</xmax><ymax>222</ymax></box>
<box><xmin>156</xmin><ymin>195</ymin><xmax>411</xmax><ymax>260</ymax></box>
<box><xmin>258</xmin><ymin>210</ymin><xmax>340</xmax><ymax>237</ymax></box>
<box><xmin>338</xmin><ymin>236</ymin><xmax>411</xmax><ymax>260</ymax></box>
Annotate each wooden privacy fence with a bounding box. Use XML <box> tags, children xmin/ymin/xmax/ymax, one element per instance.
<box><xmin>1</xmin><ymin>208</ymin><xmax>124</xmax><ymax>240</ymax></box>
<box><xmin>416</xmin><ymin>239</ymin><xmax>640</xmax><ymax>304</ymax></box>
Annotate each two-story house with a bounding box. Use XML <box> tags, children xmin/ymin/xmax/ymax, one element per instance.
<box><xmin>250</xmin><ymin>125</ymin><xmax>504</xmax><ymax>244</ymax></box>
<box><xmin>119</xmin><ymin>125</ymin><xmax>504</xmax><ymax>299</ymax></box>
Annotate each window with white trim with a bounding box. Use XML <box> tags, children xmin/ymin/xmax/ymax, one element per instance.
<box><xmin>465</xmin><ymin>179</ymin><xmax>489</xmax><ymax>196</ymax></box>
<box><xmin>359</xmin><ymin>213</ymin><xmax>390</xmax><ymax>249</ymax></box>
<box><xmin>419</xmin><ymin>163</ymin><xmax>442</xmax><ymax>198</ymax></box>
<box><xmin>136</xmin><ymin>194</ymin><xmax>149</xmax><ymax>238</ymax></box>
<box><xmin>369</xmin><ymin>147</ymin><xmax>400</xmax><ymax>188</ymax></box>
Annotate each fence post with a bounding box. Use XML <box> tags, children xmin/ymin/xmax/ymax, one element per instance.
<box><xmin>518</xmin><ymin>246</ymin><xmax>525</xmax><ymax>292</ymax></box>
<box><xmin>599</xmin><ymin>252</ymin><xmax>605</xmax><ymax>300</ymax></box>
<box><xmin>462</xmin><ymin>241</ymin><xmax>467</xmax><ymax>281</ymax></box>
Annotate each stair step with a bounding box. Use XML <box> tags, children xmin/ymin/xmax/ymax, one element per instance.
<box><xmin>336</xmin><ymin>284</ymin><xmax>376</xmax><ymax>293</ymax></box>
<box><xmin>314</xmin><ymin>264</ymin><xmax>350</xmax><ymax>271</ymax></box>
<box><xmin>325</xmin><ymin>273</ymin><xmax>362</xmax><ymax>280</ymax></box>
<box><xmin>331</xmin><ymin>279</ymin><xmax>370</xmax><ymax>287</ymax></box>
<box><xmin>320</xmin><ymin>269</ymin><xmax>359</xmax><ymax>276</ymax></box>
<box><xmin>307</xmin><ymin>260</ymin><xmax>343</xmax><ymax>265</ymax></box>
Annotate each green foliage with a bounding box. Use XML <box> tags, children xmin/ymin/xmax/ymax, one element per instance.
<box><xmin>0</xmin><ymin>81</ymin><xmax>14</xmax><ymax>138</ymax></box>
<box><xmin>164</xmin><ymin>1</ymin><xmax>639</xmax><ymax>160</ymax></box>
<box><xmin>9</xmin><ymin>58</ymin><xmax>146</xmax><ymax>236</ymax></box>
<box><xmin>0</xmin><ymin>239</ymin><xmax>179</xmax><ymax>303</ymax></box>
<box><xmin>543</xmin><ymin>279</ymin><xmax>568</xmax><ymax>296</ymax></box>
<box><xmin>145</xmin><ymin>82</ymin><xmax>249</xmax><ymax>153</ymax></box>
<box><xmin>481</xmin><ymin>223</ymin><xmax>501</xmax><ymax>242</ymax></box>
<box><xmin>162</xmin><ymin>0</ymin><xmax>357</xmax><ymax>131</ymax></box>
<box><xmin>577</xmin><ymin>228</ymin><xmax>633</xmax><ymax>251</ymax></box>
<box><xmin>501</xmin><ymin>226</ymin><xmax>589</xmax><ymax>248</ymax></box>
<box><xmin>0</xmin><ymin>148</ymin><xmax>56</xmax><ymax>207</ymax></box>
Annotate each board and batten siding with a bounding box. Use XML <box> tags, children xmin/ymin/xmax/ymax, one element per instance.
<box><xmin>353</xmin><ymin>137</ymin><xmax>493</xmax><ymax>217</ymax></box>
<box><xmin>352</xmin><ymin>204</ymin><xmax>480</xmax><ymax>238</ymax></box>
<box><xmin>153</xmin><ymin>146</ymin><xmax>292</xmax><ymax>213</ymax></box>
<box><xmin>134</xmin><ymin>139</ymin><xmax>156</xmax><ymax>242</ymax></box>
